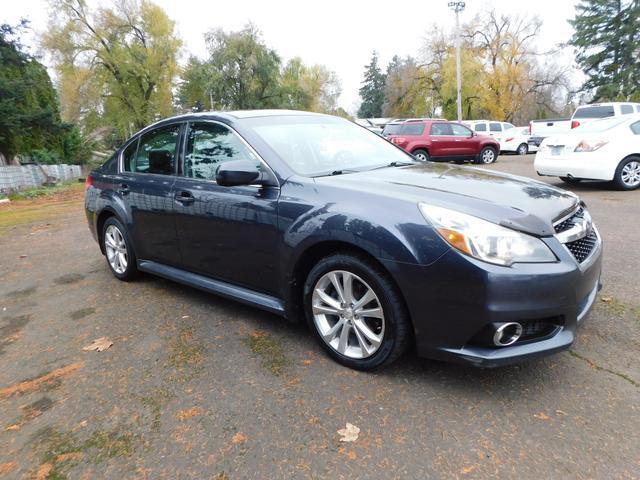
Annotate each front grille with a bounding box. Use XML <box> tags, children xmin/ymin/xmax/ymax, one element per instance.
<box><xmin>565</xmin><ymin>230</ymin><xmax>599</xmax><ymax>263</ymax></box>
<box><xmin>554</xmin><ymin>207</ymin><xmax>584</xmax><ymax>233</ymax></box>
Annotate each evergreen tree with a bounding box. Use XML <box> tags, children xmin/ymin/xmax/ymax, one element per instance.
<box><xmin>569</xmin><ymin>0</ymin><xmax>640</xmax><ymax>101</ymax></box>
<box><xmin>358</xmin><ymin>52</ymin><xmax>386</xmax><ymax>118</ymax></box>
<box><xmin>0</xmin><ymin>21</ymin><xmax>68</xmax><ymax>163</ymax></box>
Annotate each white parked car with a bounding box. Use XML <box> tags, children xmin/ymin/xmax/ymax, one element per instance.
<box><xmin>534</xmin><ymin>115</ymin><xmax>640</xmax><ymax>190</ymax></box>
<box><xmin>464</xmin><ymin>121</ymin><xmax>534</xmax><ymax>154</ymax></box>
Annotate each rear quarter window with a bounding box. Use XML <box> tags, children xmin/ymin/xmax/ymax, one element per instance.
<box><xmin>489</xmin><ymin>122</ymin><xmax>502</xmax><ymax>132</ymax></box>
<box><xmin>475</xmin><ymin>123</ymin><xmax>487</xmax><ymax>132</ymax></box>
<box><xmin>383</xmin><ymin>124</ymin><xmax>402</xmax><ymax>135</ymax></box>
<box><xmin>620</xmin><ymin>104</ymin><xmax>634</xmax><ymax>114</ymax></box>
<box><xmin>573</xmin><ymin>106</ymin><xmax>615</xmax><ymax>119</ymax></box>
<box><xmin>101</xmin><ymin>153</ymin><xmax>119</xmax><ymax>173</ymax></box>
<box><xmin>631</xmin><ymin>121</ymin><xmax>640</xmax><ymax>135</ymax></box>
<box><xmin>400</xmin><ymin>123</ymin><xmax>425</xmax><ymax>135</ymax></box>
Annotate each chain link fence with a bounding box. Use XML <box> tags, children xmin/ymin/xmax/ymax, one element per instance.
<box><xmin>0</xmin><ymin>164</ymin><xmax>83</xmax><ymax>194</ymax></box>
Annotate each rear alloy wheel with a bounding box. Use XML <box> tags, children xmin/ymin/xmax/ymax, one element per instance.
<box><xmin>412</xmin><ymin>149</ymin><xmax>430</xmax><ymax>162</ymax></box>
<box><xmin>102</xmin><ymin>217</ymin><xmax>138</xmax><ymax>281</ymax></box>
<box><xmin>304</xmin><ymin>254</ymin><xmax>410</xmax><ymax>370</ymax></box>
<box><xmin>517</xmin><ymin>143</ymin><xmax>528</xmax><ymax>155</ymax></box>
<box><xmin>476</xmin><ymin>146</ymin><xmax>497</xmax><ymax>164</ymax></box>
<box><xmin>613</xmin><ymin>157</ymin><xmax>640</xmax><ymax>190</ymax></box>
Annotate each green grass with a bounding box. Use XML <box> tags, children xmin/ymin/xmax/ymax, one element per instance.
<box><xmin>7</xmin><ymin>180</ymin><xmax>82</xmax><ymax>201</ymax></box>
<box><xmin>245</xmin><ymin>331</ymin><xmax>289</xmax><ymax>376</ymax></box>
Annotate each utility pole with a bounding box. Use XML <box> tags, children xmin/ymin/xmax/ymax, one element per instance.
<box><xmin>448</xmin><ymin>1</ymin><xmax>465</xmax><ymax>122</ymax></box>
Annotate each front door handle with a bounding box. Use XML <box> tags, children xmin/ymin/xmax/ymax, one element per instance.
<box><xmin>118</xmin><ymin>183</ymin><xmax>130</xmax><ymax>195</ymax></box>
<box><xmin>174</xmin><ymin>190</ymin><xmax>195</xmax><ymax>205</ymax></box>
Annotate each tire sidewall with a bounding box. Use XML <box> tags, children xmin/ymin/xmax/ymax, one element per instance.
<box><xmin>102</xmin><ymin>217</ymin><xmax>137</xmax><ymax>280</ymax></box>
<box><xmin>303</xmin><ymin>255</ymin><xmax>401</xmax><ymax>370</ymax></box>
<box><xmin>412</xmin><ymin>149</ymin><xmax>429</xmax><ymax>162</ymax></box>
<box><xmin>614</xmin><ymin>157</ymin><xmax>640</xmax><ymax>191</ymax></box>
<box><xmin>480</xmin><ymin>146</ymin><xmax>497</xmax><ymax>164</ymax></box>
<box><xmin>517</xmin><ymin>143</ymin><xmax>528</xmax><ymax>155</ymax></box>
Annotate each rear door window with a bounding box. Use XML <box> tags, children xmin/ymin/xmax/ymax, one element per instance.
<box><xmin>631</xmin><ymin>121</ymin><xmax>640</xmax><ymax>135</ymax></box>
<box><xmin>573</xmin><ymin>106</ymin><xmax>615</xmax><ymax>119</ymax></box>
<box><xmin>399</xmin><ymin>123</ymin><xmax>425</xmax><ymax>135</ymax></box>
<box><xmin>128</xmin><ymin>125</ymin><xmax>180</xmax><ymax>174</ymax></box>
<box><xmin>382</xmin><ymin>123</ymin><xmax>403</xmax><ymax>136</ymax></box>
<box><xmin>489</xmin><ymin>122</ymin><xmax>502</xmax><ymax>132</ymax></box>
<box><xmin>620</xmin><ymin>104</ymin><xmax>634</xmax><ymax>114</ymax></box>
<box><xmin>430</xmin><ymin>123</ymin><xmax>453</xmax><ymax>135</ymax></box>
<box><xmin>474</xmin><ymin>123</ymin><xmax>487</xmax><ymax>132</ymax></box>
<box><xmin>122</xmin><ymin>139</ymin><xmax>139</xmax><ymax>172</ymax></box>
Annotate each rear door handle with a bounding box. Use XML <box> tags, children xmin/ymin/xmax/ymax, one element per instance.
<box><xmin>174</xmin><ymin>190</ymin><xmax>195</xmax><ymax>205</ymax></box>
<box><xmin>118</xmin><ymin>183</ymin><xmax>130</xmax><ymax>195</ymax></box>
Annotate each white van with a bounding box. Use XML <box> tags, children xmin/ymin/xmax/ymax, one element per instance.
<box><xmin>571</xmin><ymin>102</ymin><xmax>640</xmax><ymax>129</ymax></box>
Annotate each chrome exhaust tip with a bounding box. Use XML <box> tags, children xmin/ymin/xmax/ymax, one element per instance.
<box><xmin>493</xmin><ymin>322</ymin><xmax>523</xmax><ymax>347</ymax></box>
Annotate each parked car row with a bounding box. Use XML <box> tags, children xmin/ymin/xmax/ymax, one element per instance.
<box><xmin>535</xmin><ymin>114</ymin><xmax>640</xmax><ymax>190</ymax></box>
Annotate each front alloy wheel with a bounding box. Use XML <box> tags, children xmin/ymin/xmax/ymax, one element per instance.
<box><xmin>304</xmin><ymin>253</ymin><xmax>410</xmax><ymax>370</ymax></box>
<box><xmin>517</xmin><ymin>143</ymin><xmax>528</xmax><ymax>155</ymax></box>
<box><xmin>312</xmin><ymin>270</ymin><xmax>385</xmax><ymax>359</ymax></box>
<box><xmin>479</xmin><ymin>147</ymin><xmax>496</xmax><ymax>164</ymax></box>
<box><xmin>615</xmin><ymin>158</ymin><xmax>640</xmax><ymax>190</ymax></box>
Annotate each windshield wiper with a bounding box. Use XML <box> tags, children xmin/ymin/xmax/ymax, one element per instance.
<box><xmin>369</xmin><ymin>161</ymin><xmax>415</xmax><ymax>170</ymax></box>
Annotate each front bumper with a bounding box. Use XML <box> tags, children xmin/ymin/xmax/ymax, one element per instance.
<box><xmin>381</xmin><ymin>234</ymin><xmax>602</xmax><ymax>367</ymax></box>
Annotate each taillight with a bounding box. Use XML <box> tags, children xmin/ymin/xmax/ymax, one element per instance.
<box><xmin>528</xmin><ymin>122</ymin><xmax>532</xmax><ymax>135</ymax></box>
<box><xmin>505</xmin><ymin>137</ymin><xmax>514</xmax><ymax>142</ymax></box>
<box><xmin>85</xmin><ymin>175</ymin><xmax>92</xmax><ymax>190</ymax></box>
<box><xmin>391</xmin><ymin>137</ymin><xmax>406</xmax><ymax>145</ymax></box>
<box><xmin>571</xmin><ymin>120</ymin><xmax>581</xmax><ymax>129</ymax></box>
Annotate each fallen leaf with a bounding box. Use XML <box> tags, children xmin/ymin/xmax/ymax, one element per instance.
<box><xmin>181</xmin><ymin>315</ymin><xmax>190</xmax><ymax>319</ymax></box>
<box><xmin>36</xmin><ymin>463</ymin><xmax>53</xmax><ymax>480</ymax></box>
<box><xmin>555</xmin><ymin>409</ymin><xmax>567</xmax><ymax>415</ymax></box>
<box><xmin>5</xmin><ymin>423</ymin><xmax>21</xmax><ymax>431</ymax></box>
<box><xmin>176</xmin><ymin>407</ymin><xmax>203</xmax><ymax>420</ymax></box>
<box><xmin>302</xmin><ymin>359</ymin><xmax>313</xmax><ymax>366</ymax></box>
<box><xmin>534</xmin><ymin>412</ymin><xmax>550</xmax><ymax>420</ymax></box>
<box><xmin>231</xmin><ymin>432</ymin><xmax>247</xmax><ymax>444</ymax></box>
<box><xmin>601</xmin><ymin>296</ymin><xmax>613</xmax><ymax>303</ymax></box>
<box><xmin>0</xmin><ymin>363</ymin><xmax>83</xmax><ymax>399</ymax></box>
<box><xmin>337</xmin><ymin>422</ymin><xmax>360</xmax><ymax>442</ymax></box>
<box><xmin>0</xmin><ymin>462</ymin><xmax>17</xmax><ymax>475</ymax></box>
<box><xmin>82</xmin><ymin>337</ymin><xmax>113</xmax><ymax>352</ymax></box>
<box><xmin>18</xmin><ymin>255</ymin><xmax>27</xmax><ymax>259</ymax></box>
<box><xmin>461</xmin><ymin>465</ymin><xmax>476</xmax><ymax>475</ymax></box>
<box><xmin>55</xmin><ymin>452</ymin><xmax>83</xmax><ymax>463</ymax></box>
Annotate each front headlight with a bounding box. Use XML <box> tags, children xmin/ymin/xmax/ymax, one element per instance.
<box><xmin>419</xmin><ymin>203</ymin><xmax>557</xmax><ymax>266</ymax></box>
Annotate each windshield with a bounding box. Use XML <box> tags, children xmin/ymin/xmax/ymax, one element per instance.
<box><xmin>247</xmin><ymin>115</ymin><xmax>415</xmax><ymax>176</ymax></box>
<box><xmin>573</xmin><ymin>116</ymin><xmax>629</xmax><ymax>133</ymax></box>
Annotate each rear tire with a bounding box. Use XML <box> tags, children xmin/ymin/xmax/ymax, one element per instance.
<box><xmin>475</xmin><ymin>146</ymin><xmax>497</xmax><ymax>164</ymax></box>
<box><xmin>612</xmin><ymin>157</ymin><xmax>640</xmax><ymax>190</ymax></box>
<box><xmin>303</xmin><ymin>253</ymin><xmax>411</xmax><ymax>370</ymax></box>
<box><xmin>559</xmin><ymin>176</ymin><xmax>582</xmax><ymax>185</ymax></box>
<box><xmin>517</xmin><ymin>143</ymin><xmax>528</xmax><ymax>155</ymax></box>
<box><xmin>102</xmin><ymin>217</ymin><xmax>138</xmax><ymax>281</ymax></box>
<box><xmin>412</xmin><ymin>149</ymin><xmax>430</xmax><ymax>162</ymax></box>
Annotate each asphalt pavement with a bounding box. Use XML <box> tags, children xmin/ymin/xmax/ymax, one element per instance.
<box><xmin>0</xmin><ymin>154</ymin><xmax>638</xmax><ymax>479</ymax></box>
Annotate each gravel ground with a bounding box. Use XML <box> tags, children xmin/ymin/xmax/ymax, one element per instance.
<box><xmin>0</xmin><ymin>155</ymin><xmax>638</xmax><ymax>479</ymax></box>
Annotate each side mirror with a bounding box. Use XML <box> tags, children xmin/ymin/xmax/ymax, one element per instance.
<box><xmin>216</xmin><ymin>160</ymin><xmax>262</xmax><ymax>187</ymax></box>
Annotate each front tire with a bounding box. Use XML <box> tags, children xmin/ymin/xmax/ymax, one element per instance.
<box><xmin>612</xmin><ymin>157</ymin><xmax>640</xmax><ymax>190</ymax></box>
<box><xmin>476</xmin><ymin>146</ymin><xmax>497</xmax><ymax>164</ymax></box>
<box><xmin>102</xmin><ymin>217</ymin><xmax>138</xmax><ymax>281</ymax></box>
<box><xmin>412</xmin><ymin>149</ymin><xmax>430</xmax><ymax>162</ymax></box>
<box><xmin>303</xmin><ymin>253</ymin><xmax>411</xmax><ymax>370</ymax></box>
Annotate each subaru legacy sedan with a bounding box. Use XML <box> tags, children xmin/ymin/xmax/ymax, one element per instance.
<box><xmin>85</xmin><ymin>110</ymin><xmax>602</xmax><ymax>370</ymax></box>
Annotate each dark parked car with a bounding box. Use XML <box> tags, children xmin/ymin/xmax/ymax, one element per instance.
<box><xmin>388</xmin><ymin>120</ymin><xmax>501</xmax><ymax>164</ymax></box>
<box><xmin>85</xmin><ymin>110</ymin><xmax>602</xmax><ymax>370</ymax></box>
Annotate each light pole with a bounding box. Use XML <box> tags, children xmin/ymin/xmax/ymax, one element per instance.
<box><xmin>448</xmin><ymin>1</ymin><xmax>465</xmax><ymax>122</ymax></box>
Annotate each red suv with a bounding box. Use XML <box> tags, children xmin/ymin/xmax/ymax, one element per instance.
<box><xmin>388</xmin><ymin>120</ymin><xmax>500</xmax><ymax>164</ymax></box>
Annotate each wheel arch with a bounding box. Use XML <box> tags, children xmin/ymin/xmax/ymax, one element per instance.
<box><xmin>96</xmin><ymin>207</ymin><xmax>129</xmax><ymax>255</ymax></box>
<box><xmin>284</xmin><ymin>240</ymin><xmax>412</xmax><ymax>331</ymax></box>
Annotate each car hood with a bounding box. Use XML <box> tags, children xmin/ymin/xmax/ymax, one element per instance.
<box><xmin>315</xmin><ymin>163</ymin><xmax>580</xmax><ymax>236</ymax></box>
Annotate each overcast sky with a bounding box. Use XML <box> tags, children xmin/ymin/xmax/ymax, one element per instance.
<box><xmin>2</xmin><ymin>0</ymin><xmax>579</xmax><ymax>112</ymax></box>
